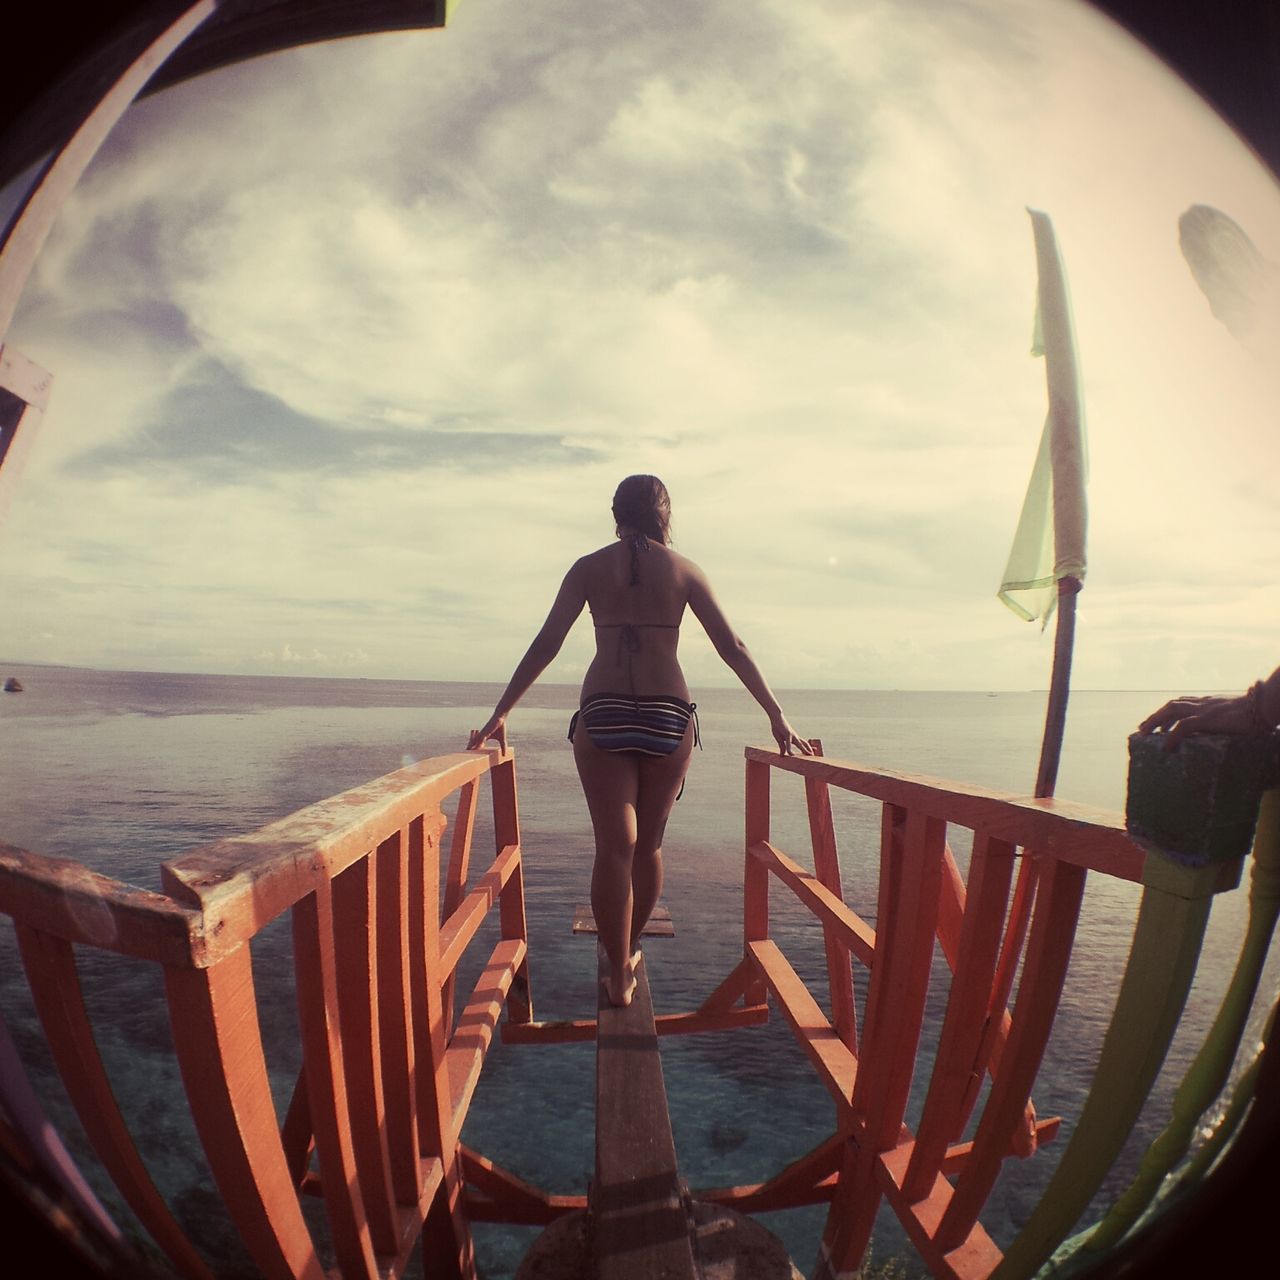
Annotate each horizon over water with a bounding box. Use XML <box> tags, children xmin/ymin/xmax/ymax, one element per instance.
<box><xmin>0</xmin><ymin>662</ymin><xmax>1274</xmax><ymax>1278</ymax></box>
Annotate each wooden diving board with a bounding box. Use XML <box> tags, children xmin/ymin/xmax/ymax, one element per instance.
<box><xmin>590</xmin><ymin>948</ymin><xmax>697</xmax><ymax>1280</ymax></box>
<box><xmin>573</xmin><ymin>904</ymin><xmax>675</xmax><ymax>937</ymax></box>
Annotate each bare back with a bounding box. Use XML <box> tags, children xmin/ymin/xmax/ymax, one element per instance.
<box><xmin>578</xmin><ymin>538</ymin><xmax>696</xmax><ymax>701</ymax></box>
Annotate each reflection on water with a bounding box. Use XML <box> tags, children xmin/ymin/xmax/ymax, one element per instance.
<box><xmin>0</xmin><ymin>665</ymin><xmax>1273</xmax><ymax>1276</ymax></box>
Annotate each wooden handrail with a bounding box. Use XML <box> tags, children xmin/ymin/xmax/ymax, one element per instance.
<box><xmin>160</xmin><ymin>750</ymin><xmax>502</xmax><ymax>965</ymax></box>
<box><xmin>744</xmin><ymin>746</ymin><xmax>1145</xmax><ymax>880</ymax></box>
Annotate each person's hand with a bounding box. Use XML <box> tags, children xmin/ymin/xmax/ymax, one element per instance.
<box><xmin>770</xmin><ymin>713</ymin><xmax>814</xmax><ymax>756</ymax></box>
<box><xmin>467</xmin><ymin>713</ymin><xmax>509</xmax><ymax>752</ymax></box>
<box><xmin>1138</xmin><ymin>693</ymin><xmax>1252</xmax><ymax>746</ymax></box>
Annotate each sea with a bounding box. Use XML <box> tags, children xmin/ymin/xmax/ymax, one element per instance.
<box><xmin>0</xmin><ymin>662</ymin><xmax>1275</xmax><ymax>1279</ymax></box>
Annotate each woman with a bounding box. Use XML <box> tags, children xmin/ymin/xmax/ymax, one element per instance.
<box><xmin>467</xmin><ymin>475</ymin><xmax>811</xmax><ymax>1007</ymax></box>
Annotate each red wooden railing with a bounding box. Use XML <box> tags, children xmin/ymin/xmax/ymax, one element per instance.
<box><xmin>0</xmin><ymin>745</ymin><xmax>528</xmax><ymax>1280</ymax></box>
<box><xmin>736</xmin><ymin>746</ymin><xmax>1143</xmax><ymax>1280</ymax></box>
<box><xmin>1</xmin><ymin>739</ymin><xmax>1191</xmax><ymax>1280</ymax></box>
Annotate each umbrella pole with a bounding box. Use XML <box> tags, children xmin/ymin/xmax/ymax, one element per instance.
<box><xmin>1034</xmin><ymin>576</ymin><xmax>1082</xmax><ymax>800</ymax></box>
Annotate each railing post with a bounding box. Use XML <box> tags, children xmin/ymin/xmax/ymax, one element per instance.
<box><xmin>744</xmin><ymin>756</ymin><xmax>772</xmax><ymax>1006</ymax></box>
<box><xmin>408</xmin><ymin>810</ymin><xmax>476</xmax><ymax>1280</ymax></box>
<box><xmin>805</xmin><ymin>742</ymin><xmax>858</xmax><ymax>1053</ymax></box>
<box><xmin>491</xmin><ymin>753</ymin><xmax>532</xmax><ymax>1024</ymax></box>
<box><xmin>166</xmin><ymin>951</ymin><xmax>327</xmax><ymax>1280</ymax></box>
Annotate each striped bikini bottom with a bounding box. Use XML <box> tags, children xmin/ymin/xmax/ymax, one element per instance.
<box><xmin>567</xmin><ymin>693</ymin><xmax>700</xmax><ymax>757</ymax></box>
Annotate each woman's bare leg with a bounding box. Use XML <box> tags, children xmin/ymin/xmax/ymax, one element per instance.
<box><xmin>630</xmin><ymin>728</ymin><xmax>695</xmax><ymax>951</ymax></box>
<box><xmin>574</xmin><ymin>726</ymin><xmax>641</xmax><ymax>1005</ymax></box>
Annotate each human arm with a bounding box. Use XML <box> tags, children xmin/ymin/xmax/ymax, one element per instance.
<box><xmin>467</xmin><ymin>562</ymin><xmax>587</xmax><ymax>750</ymax></box>
<box><xmin>1138</xmin><ymin>664</ymin><xmax>1280</xmax><ymax>746</ymax></box>
<box><xmin>687</xmin><ymin>564</ymin><xmax>813</xmax><ymax>755</ymax></box>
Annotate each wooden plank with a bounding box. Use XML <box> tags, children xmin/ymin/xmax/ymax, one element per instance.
<box><xmin>405</xmin><ymin>817</ymin><xmax>475</xmax><ymax>1280</ymax></box>
<box><xmin>162</xmin><ymin>752</ymin><xmax>488</xmax><ymax>958</ymax></box>
<box><xmin>592</xmin><ymin>951</ymin><xmax>697</xmax><ymax>1280</ymax></box>
<box><xmin>572</xmin><ymin>903</ymin><xmax>675</xmax><ymax>936</ymax></box>
<box><xmin>459</xmin><ymin>1145</ymin><xmax>584</xmax><ymax>1225</ymax></box>
<box><xmin>865</xmin><ymin>808</ymin><xmax>947</xmax><ymax>1150</ymax></box>
<box><xmin>696</xmin><ymin>1131</ymin><xmax>844</xmax><ymax>1213</ymax></box>
<box><xmin>443</xmin><ymin>779</ymin><xmax>479</xmax><ymax>923</ymax></box>
<box><xmin>331</xmin><ymin>851</ymin><xmax>399</xmax><ymax>1256</ymax></box>
<box><xmin>744</xmin><ymin>758</ymin><xmax>772</xmax><ymax>1007</ymax></box>
<box><xmin>491</xmin><ymin>757</ymin><xmax>532</xmax><ymax>1025</ymax></box>
<box><xmin>905</xmin><ymin>832</ymin><xmax>1017</xmax><ymax>1201</ymax></box>
<box><xmin>375</xmin><ymin>824</ymin><xmax>424</xmax><ymax>1208</ymax></box>
<box><xmin>0</xmin><ymin>839</ymin><xmax>201</xmax><ymax>966</ymax></box>
<box><xmin>280</xmin><ymin>1068</ymin><xmax>312</xmax><ymax>1189</ymax></box>
<box><xmin>939</xmin><ymin>1117</ymin><xmax>1061</xmax><ymax>1176</ymax></box>
<box><xmin>747</xmin><ymin>940</ymin><xmax>857</xmax><ymax>1114</ymax></box>
<box><xmin>16</xmin><ymin>925</ymin><xmax>214</xmax><ymax>1280</ymax></box>
<box><xmin>878</xmin><ymin>1143</ymin><xmax>1002</xmax><ymax>1280</ymax></box>
<box><xmin>447</xmin><ymin>938</ymin><xmax>526</xmax><ymax>1134</ymax></box>
<box><xmin>957</xmin><ymin>856</ymin><xmax>1039</xmax><ymax>1135</ymax></box>
<box><xmin>166</xmin><ymin>952</ymin><xmax>326</xmax><ymax>1280</ymax></box>
<box><xmin>749</xmin><ymin>841</ymin><xmax>876</xmax><ymax>966</ymax></box>
<box><xmin>293</xmin><ymin>881</ymin><xmax>379</xmax><ymax>1279</ymax></box>
<box><xmin>501</xmin><ymin>1003</ymin><xmax>769</xmax><ymax>1046</ymax></box>
<box><xmin>440</xmin><ymin>779</ymin><xmax>477</xmax><ymax>1038</ymax></box>
<box><xmin>806</xmin><ymin>751</ymin><xmax>859</xmax><ymax>1052</ymax></box>
<box><xmin>935</xmin><ymin>857</ymin><xmax>1087</xmax><ymax>1252</ymax></box>
<box><xmin>819</xmin><ymin>803</ymin><xmax>904</xmax><ymax>1280</ymax></box>
<box><xmin>744</xmin><ymin>747</ymin><xmax>1144</xmax><ymax>881</ymax></box>
<box><xmin>438</xmin><ymin>842</ymin><xmax>522</xmax><ymax>977</ymax></box>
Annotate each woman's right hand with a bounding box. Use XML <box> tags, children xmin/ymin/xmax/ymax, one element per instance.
<box><xmin>1137</xmin><ymin>693</ymin><xmax>1253</xmax><ymax>744</ymax></box>
<box><xmin>770</xmin><ymin>713</ymin><xmax>814</xmax><ymax>756</ymax></box>
<box><xmin>467</xmin><ymin>713</ymin><xmax>509</xmax><ymax>752</ymax></box>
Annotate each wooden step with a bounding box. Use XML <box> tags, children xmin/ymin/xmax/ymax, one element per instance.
<box><xmin>573</xmin><ymin>904</ymin><xmax>675</xmax><ymax>937</ymax></box>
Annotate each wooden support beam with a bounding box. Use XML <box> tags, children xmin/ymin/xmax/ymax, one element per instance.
<box><xmin>16</xmin><ymin>924</ymin><xmax>214</xmax><ymax>1280</ymax></box>
<box><xmin>747</xmin><ymin>940</ymin><xmax>857</xmax><ymax>1115</ymax></box>
<box><xmin>748</xmin><ymin>840</ymin><xmax>876</xmax><ymax>966</ymax></box>
<box><xmin>906</xmin><ymin>833</ymin><xmax>1018</xmax><ymax>1202</ymax></box>
<box><xmin>166</xmin><ymin>952</ymin><xmax>326</xmax><ymax>1280</ymax></box>
<box><xmin>805</xmin><ymin>746</ymin><xmax>859</xmax><ymax>1052</ymax></box>
<box><xmin>935</xmin><ymin>856</ymin><xmax>1087</xmax><ymax>1253</ymax></box>
<box><xmin>446</xmin><ymin>938</ymin><xmax>526</xmax><ymax>1135</ymax></box>
<box><xmin>460</xmin><ymin>1146</ymin><xmax>584</xmax><ymax>1225</ymax></box>
<box><xmin>501</xmin><ymin>1002</ymin><xmax>769</xmax><ymax>1046</ymax></box>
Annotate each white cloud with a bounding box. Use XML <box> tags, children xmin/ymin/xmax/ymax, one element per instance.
<box><xmin>1</xmin><ymin>0</ymin><xmax>1277</xmax><ymax>692</ymax></box>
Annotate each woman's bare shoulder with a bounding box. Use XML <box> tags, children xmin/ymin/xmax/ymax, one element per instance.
<box><xmin>665</xmin><ymin>546</ymin><xmax>708</xmax><ymax>585</ymax></box>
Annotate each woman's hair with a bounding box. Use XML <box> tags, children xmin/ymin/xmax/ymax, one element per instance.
<box><xmin>612</xmin><ymin>474</ymin><xmax>672</xmax><ymax>544</ymax></box>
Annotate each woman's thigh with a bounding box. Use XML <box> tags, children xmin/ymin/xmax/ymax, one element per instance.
<box><xmin>635</xmin><ymin>724</ymin><xmax>696</xmax><ymax>853</ymax></box>
<box><xmin>573</xmin><ymin>720</ymin><xmax>640</xmax><ymax>851</ymax></box>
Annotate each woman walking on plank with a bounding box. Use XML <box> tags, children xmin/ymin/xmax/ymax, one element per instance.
<box><xmin>468</xmin><ymin>474</ymin><xmax>811</xmax><ymax>1006</ymax></box>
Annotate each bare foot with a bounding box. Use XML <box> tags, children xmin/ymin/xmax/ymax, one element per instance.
<box><xmin>603</xmin><ymin>972</ymin><xmax>638</xmax><ymax>1007</ymax></box>
<box><xmin>629</xmin><ymin>947</ymin><xmax>643</xmax><ymax>973</ymax></box>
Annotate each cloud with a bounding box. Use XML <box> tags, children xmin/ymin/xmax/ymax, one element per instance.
<box><xmin>0</xmin><ymin>0</ymin><xmax>1277</xmax><ymax>690</ymax></box>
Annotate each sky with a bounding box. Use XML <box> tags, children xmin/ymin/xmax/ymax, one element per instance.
<box><xmin>0</xmin><ymin>0</ymin><xmax>1277</xmax><ymax>691</ymax></box>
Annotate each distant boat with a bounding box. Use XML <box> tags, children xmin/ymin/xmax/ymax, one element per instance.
<box><xmin>2</xmin><ymin>677</ymin><xmax>22</xmax><ymax>692</ymax></box>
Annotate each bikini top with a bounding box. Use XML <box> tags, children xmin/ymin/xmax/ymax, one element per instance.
<box><xmin>591</xmin><ymin>533</ymin><xmax>683</xmax><ymax>674</ymax></box>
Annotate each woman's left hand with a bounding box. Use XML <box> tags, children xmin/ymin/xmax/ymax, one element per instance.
<box><xmin>771</xmin><ymin>714</ymin><xmax>814</xmax><ymax>756</ymax></box>
<box><xmin>467</xmin><ymin>713</ymin><xmax>509</xmax><ymax>752</ymax></box>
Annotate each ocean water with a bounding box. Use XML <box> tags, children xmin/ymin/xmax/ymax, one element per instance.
<box><xmin>0</xmin><ymin>663</ymin><xmax>1274</xmax><ymax>1278</ymax></box>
